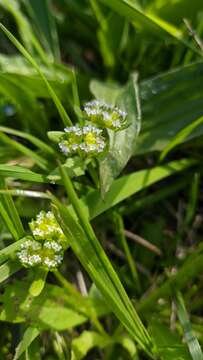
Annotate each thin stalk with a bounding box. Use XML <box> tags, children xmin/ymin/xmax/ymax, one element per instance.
<box><xmin>113</xmin><ymin>212</ymin><xmax>141</xmax><ymax>293</ymax></box>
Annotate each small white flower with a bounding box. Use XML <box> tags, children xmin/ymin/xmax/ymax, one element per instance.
<box><xmin>84</xmin><ymin>100</ymin><xmax>128</xmax><ymax>130</ymax></box>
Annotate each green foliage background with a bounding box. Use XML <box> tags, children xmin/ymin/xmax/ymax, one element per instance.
<box><xmin>0</xmin><ymin>0</ymin><xmax>203</xmax><ymax>359</ymax></box>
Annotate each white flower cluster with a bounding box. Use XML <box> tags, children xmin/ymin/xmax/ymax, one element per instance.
<box><xmin>17</xmin><ymin>211</ymin><xmax>65</xmax><ymax>270</ymax></box>
<box><xmin>84</xmin><ymin>100</ymin><xmax>127</xmax><ymax>130</ymax></box>
<box><xmin>17</xmin><ymin>240</ymin><xmax>42</xmax><ymax>267</ymax></box>
<box><xmin>17</xmin><ymin>239</ymin><xmax>63</xmax><ymax>269</ymax></box>
<box><xmin>30</xmin><ymin>211</ymin><xmax>64</xmax><ymax>242</ymax></box>
<box><xmin>59</xmin><ymin>124</ymin><xmax>106</xmax><ymax>156</ymax></box>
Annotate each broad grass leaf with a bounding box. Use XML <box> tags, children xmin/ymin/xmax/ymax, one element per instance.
<box><xmin>99</xmin><ymin>74</ymin><xmax>141</xmax><ymax>194</ymax></box>
<box><xmin>160</xmin><ymin>115</ymin><xmax>203</xmax><ymax>161</ymax></box>
<box><xmin>91</xmin><ymin>62</ymin><xmax>203</xmax><ymax>155</ymax></box>
<box><xmin>137</xmin><ymin>61</ymin><xmax>203</xmax><ymax>154</ymax></box>
<box><xmin>14</xmin><ymin>327</ymin><xmax>40</xmax><ymax>360</ymax></box>
<box><xmin>85</xmin><ymin>158</ymin><xmax>197</xmax><ymax>219</ymax></box>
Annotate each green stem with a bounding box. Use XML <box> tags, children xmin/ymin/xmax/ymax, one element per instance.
<box><xmin>113</xmin><ymin>212</ymin><xmax>141</xmax><ymax>293</ymax></box>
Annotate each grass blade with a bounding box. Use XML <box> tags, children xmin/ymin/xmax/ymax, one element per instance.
<box><xmin>0</xmin><ymin>237</ymin><xmax>27</xmax><ymax>265</ymax></box>
<box><xmin>85</xmin><ymin>158</ymin><xmax>197</xmax><ymax>219</ymax></box>
<box><xmin>53</xmin><ymin>164</ymin><xmax>154</xmax><ymax>356</ymax></box>
<box><xmin>160</xmin><ymin>115</ymin><xmax>203</xmax><ymax>161</ymax></box>
<box><xmin>0</xmin><ymin>23</ymin><xmax>72</xmax><ymax>127</ymax></box>
<box><xmin>176</xmin><ymin>291</ymin><xmax>203</xmax><ymax>360</ymax></box>
<box><xmin>14</xmin><ymin>327</ymin><xmax>40</xmax><ymax>360</ymax></box>
<box><xmin>0</xmin><ymin>165</ymin><xmax>46</xmax><ymax>183</ymax></box>
<box><xmin>0</xmin><ymin>260</ymin><xmax>22</xmax><ymax>283</ymax></box>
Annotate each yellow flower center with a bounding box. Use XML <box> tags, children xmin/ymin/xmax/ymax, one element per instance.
<box><xmin>84</xmin><ymin>133</ymin><xmax>97</xmax><ymax>144</ymax></box>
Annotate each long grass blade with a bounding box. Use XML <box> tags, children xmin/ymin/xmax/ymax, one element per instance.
<box><xmin>0</xmin><ymin>23</ymin><xmax>72</xmax><ymax>127</ymax></box>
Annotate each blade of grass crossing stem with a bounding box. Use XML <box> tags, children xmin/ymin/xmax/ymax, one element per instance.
<box><xmin>113</xmin><ymin>212</ymin><xmax>141</xmax><ymax>293</ymax></box>
<box><xmin>0</xmin><ymin>260</ymin><xmax>22</xmax><ymax>283</ymax></box>
<box><xmin>0</xmin><ymin>193</ymin><xmax>24</xmax><ymax>239</ymax></box>
<box><xmin>0</xmin><ymin>132</ymin><xmax>49</xmax><ymax>171</ymax></box>
<box><xmin>57</xmin><ymin>164</ymin><xmax>154</xmax><ymax>355</ymax></box>
<box><xmin>0</xmin><ymin>179</ymin><xmax>24</xmax><ymax>239</ymax></box>
<box><xmin>0</xmin><ymin>23</ymin><xmax>72</xmax><ymax>127</ymax></box>
<box><xmin>160</xmin><ymin>115</ymin><xmax>203</xmax><ymax>162</ymax></box>
<box><xmin>52</xmin><ymin>197</ymin><xmax>153</xmax><ymax>356</ymax></box>
<box><xmin>0</xmin><ymin>126</ymin><xmax>55</xmax><ymax>155</ymax></box>
<box><xmin>176</xmin><ymin>292</ymin><xmax>203</xmax><ymax>360</ymax></box>
<box><xmin>0</xmin><ymin>165</ymin><xmax>47</xmax><ymax>183</ymax></box>
<box><xmin>0</xmin><ymin>202</ymin><xmax>19</xmax><ymax>241</ymax></box>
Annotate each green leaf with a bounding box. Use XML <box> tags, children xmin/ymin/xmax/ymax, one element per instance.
<box><xmin>99</xmin><ymin>74</ymin><xmax>141</xmax><ymax>194</ymax></box>
<box><xmin>29</xmin><ymin>269</ymin><xmax>48</xmax><ymax>297</ymax></box>
<box><xmin>0</xmin><ymin>237</ymin><xmax>28</xmax><ymax>265</ymax></box>
<box><xmin>176</xmin><ymin>292</ymin><xmax>203</xmax><ymax>360</ymax></box>
<box><xmin>0</xmin><ymin>260</ymin><xmax>21</xmax><ymax>284</ymax></box>
<box><xmin>91</xmin><ymin>62</ymin><xmax>203</xmax><ymax>155</ymax></box>
<box><xmin>137</xmin><ymin>61</ymin><xmax>203</xmax><ymax>154</ymax></box>
<box><xmin>0</xmin><ymin>126</ymin><xmax>55</xmax><ymax>155</ymax></box>
<box><xmin>0</xmin><ymin>280</ymin><xmax>108</xmax><ymax>330</ymax></box>
<box><xmin>0</xmin><ymin>179</ymin><xmax>24</xmax><ymax>240</ymax></box>
<box><xmin>0</xmin><ymin>164</ymin><xmax>46</xmax><ymax>183</ymax></box>
<box><xmin>0</xmin><ymin>131</ymin><xmax>49</xmax><ymax>171</ymax></box>
<box><xmin>0</xmin><ymin>201</ymin><xmax>19</xmax><ymax>241</ymax></box>
<box><xmin>71</xmin><ymin>331</ymin><xmax>112</xmax><ymax>360</ymax></box>
<box><xmin>14</xmin><ymin>327</ymin><xmax>40</xmax><ymax>360</ymax></box>
<box><xmin>85</xmin><ymin>158</ymin><xmax>197</xmax><ymax>219</ymax></box>
<box><xmin>160</xmin><ymin>115</ymin><xmax>203</xmax><ymax>161</ymax></box>
<box><xmin>149</xmin><ymin>321</ymin><xmax>191</xmax><ymax>360</ymax></box>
